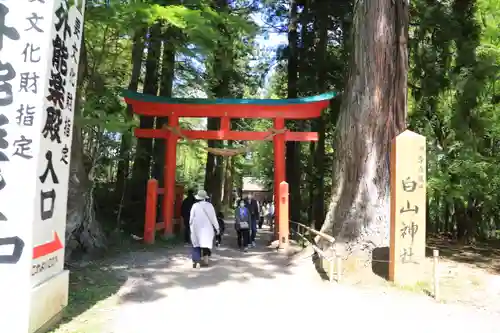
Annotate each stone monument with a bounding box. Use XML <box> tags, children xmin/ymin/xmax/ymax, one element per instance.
<box><xmin>0</xmin><ymin>0</ymin><xmax>85</xmax><ymax>331</ymax></box>
<box><xmin>389</xmin><ymin>130</ymin><xmax>427</xmax><ymax>285</ymax></box>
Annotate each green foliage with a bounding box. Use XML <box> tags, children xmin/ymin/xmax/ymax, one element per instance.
<box><xmin>81</xmin><ymin>0</ymin><xmax>265</xmax><ymax>213</ymax></box>
<box><xmin>408</xmin><ymin>0</ymin><xmax>500</xmax><ymax>241</ymax></box>
<box><xmin>80</xmin><ymin>0</ymin><xmax>499</xmax><ymax>242</ymax></box>
<box><xmin>176</xmin><ymin>118</ymin><xmax>208</xmax><ymax>188</ymax></box>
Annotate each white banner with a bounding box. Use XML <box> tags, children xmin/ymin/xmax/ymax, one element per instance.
<box><xmin>0</xmin><ymin>0</ymin><xmax>86</xmax><ymax>331</ymax></box>
<box><xmin>32</xmin><ymin>0</ymin><xmax>85</xmax><ymax>287</ymax></box>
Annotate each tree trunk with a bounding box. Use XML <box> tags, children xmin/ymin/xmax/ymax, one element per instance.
<box><xmin>152</xmin><ymin>29</ymin><xmax>176</xmax><ymax>184</ymax></box>
<box><xmin>66</xmin><ymin>30</ymin><xmax>106</xmax><ymax>259</ymax></box>
<box><xmin>300</xmin><ymin>0</ymin><xmax>314</xmax><ymax>224</ymax></box>
<box><xmin>222</xmin><ymin>153</ymin><xmax>234</xmax><ymax>211</ymax></box>
<box><xmin>128</xmin><ymin>24</ymin><xmax>161</xmax><ymax>234</ymax></box>
<box><xmin>205</xmin><ymin>0</ymin><xmax>230</xmax><ymax>212</ymax></box>
<box><xmin>444</xmin><ymin>199</ymin><xmax>450</xmax><ymax>234</ymax></box>
<box><xmin>286</xmin><ymin>0</ymin><xmax>301</xmax><ymax>222</ymax></box>
<box><xmin>312</xmin><ymin>0</ymin><xmax>329</xmax><ymax>230</ymax></box>
<box><xmin>211</xmin><ymin>156</ymin><xmax>224</xmax><ymax>212</ymax></box>
<box><xmin>307</xmin><ymin>139</ymin><xmax>314</xmax><ymax>223</ymax></box>
<box><xmin>450</xmin><ymin>0</ymin><xmax>480</xmax><ymax>135</ymax></box>
<box><xmin>320</xmin><ymin>0</ymin><xmax>408</xmax><ymax>256</ymax></box>
<box><xmin>204</xmin><ymin>135</ymin><xmax>215</xmax><ymax>193</ymax></box>
<box><xmin>66</xmin><ymin>119</ymin><xmax>107</xmax><ymax>259</ymax></box>
<box><xmin>204</xmin><ymin>118</ymin><xmax>224</xmax><ymax>212</ymax></box>
<box><xmin>115</xmin><ymin>28</ymin><xmax>144</xmax><ymax>220</ymax></box>
<box><xmin>455</xmin><ymin>199</ymin><xmax>467</xmax><ymax>241</ymax></box>
<box><xmin>313</xmin><ymin>108</ymin><xmax>330</xmax><ymax>231</ymax></box>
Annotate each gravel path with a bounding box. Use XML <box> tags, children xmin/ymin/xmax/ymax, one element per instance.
<box><xmin>105</xmin><ymin>221</ymin><xmax>499</xmax><ymax>333</ymax></box>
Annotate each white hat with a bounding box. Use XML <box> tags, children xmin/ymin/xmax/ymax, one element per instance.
<box><xmin>195</xmin><ymin>189</ymin><xmax>208</xmax><ymax>200</ymax></box>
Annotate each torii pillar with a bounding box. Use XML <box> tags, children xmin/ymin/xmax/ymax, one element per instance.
<box><xmin>273</xmin><ymin>117</ymin><xmax>285</xmax><ymax>240</ymax></box>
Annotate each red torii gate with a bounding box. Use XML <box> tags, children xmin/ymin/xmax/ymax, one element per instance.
<box><xmin>123</xmin><ymin>90</ymin><xmax>334</xmax><ymax>245</ymax></box>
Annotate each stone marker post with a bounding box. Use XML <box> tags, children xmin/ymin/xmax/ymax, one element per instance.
<box><xmin>0</xmin><ymin>0</ymin><xmax>85</xmax><ymax>331</ymax></box>
<box><xmin>278</xmin><ymin>181</ymin><xmax>289</xmax><ymax>249</ymax></box>
<box><xmin>389</xmin><ymin>130</ymin><xmax>427</xmax><ymax>285</ymax></box>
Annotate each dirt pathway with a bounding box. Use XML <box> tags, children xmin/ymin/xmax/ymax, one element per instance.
<box><xmin>55</xmin><ymin>221</ymin><xmax>500</xmax><ymax>333</ymax></box>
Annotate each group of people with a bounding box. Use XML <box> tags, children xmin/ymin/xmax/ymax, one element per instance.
<box><xmin>180</xmin><ymin>189</ymin><xmax>275</xmax><ymax>268</ymax></box>
<box><xmin>260</xmin><ymin>199</ymin><xmax>275</xmax><ymax>229</ymax></box>
<box><xmin>235</xmin><ymin>194</ymin><xmax>275</xmax><ymax>251</ymax></box>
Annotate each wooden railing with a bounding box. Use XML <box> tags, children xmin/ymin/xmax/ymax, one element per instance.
<box><xmin>289</xmin><ymin>221</ymin><xmax>442</xmax><ymax>299</ymax></box>
<box><xmin>289</xmin><ymin>221</ymin><xmax>342</xmax><ymax>282</ymax></box>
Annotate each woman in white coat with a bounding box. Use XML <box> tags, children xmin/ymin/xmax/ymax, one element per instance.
<box><xmin>190</xmin><ymin>190</ymin><xmax>220</xmax><ymax>268</ymax></box>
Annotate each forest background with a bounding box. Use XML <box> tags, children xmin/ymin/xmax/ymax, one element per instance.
<box><xmin>66</xmin><ymin>0</ymin><xmax>499</xmax><ymax>259</ymax></box>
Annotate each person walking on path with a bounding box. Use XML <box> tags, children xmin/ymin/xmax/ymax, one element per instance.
<box><xmin>215</xmin><ymin>211</ymin><xmax>225</xmax><ymax>247</ymax></box>
<box><xmin>245</xmin><ymin>193</ymin><xmax>259</xmax><ymax>247</ymax></box>
<box><xmin>266</xmin><ymin>201</ymin><xmax>275</xmax><ymax>230</ymax></box>
<box><xmin>181</xmin><ymin>189</ymin><xmax>197</xmax><ymax>244</ymax></box>
<box><xmin>262</xmin><ymin>201</ymin><xmax>268</xmax><ymax>227</ymax></box>
<box><xmin>235</xmin><ymin>199</ymin><xmax>251</xmax><ymax>251</ymax></box>
<box><xmin>190</xmin><ymin>190</ymin><xmax>220</xmax><ymax>268</ymax></box>
<box><xmin>258</xmin><ymin>200</ymin><xmax>264</xmax><ymax>229</ymax></box>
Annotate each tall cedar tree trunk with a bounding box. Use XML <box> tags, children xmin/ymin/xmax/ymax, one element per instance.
<box><xmin>152</xmin><ymin>29</ymin><xmax>176</xmax><ymax>221</ymax></box>
<box><xmin>286</xmin><ymin>0</ymin><xmax>301</xmax><ymax>222</ymax></box>
<box><xmin>204</xmin><ymin>117</ymin><xmax>224</xmax><ymax>213</ymax></box>
<box><xmin>204</xmin><ymin>0</ymin><xmax>230</xmax><ymax>213</ymax></box>
<box><xmin>222</xmin><ymin>131</ymin><xmax>235</xmax><ymax>210</ymax></box>
<box><xmin>66</xmin><ymin>30</ymin><xmax>106</xmax><ymax>258</ymax></box>
<box><xmin>312</xmin><ymin>0</ymin><xmax>329</xmax><ymax>230</ymax></box>
<box><xmin>451</xmin><ymin>0</ymin><xmax>480</xmax><ymax>244</ymax></box>
<box><xmin>222</xmin><ymin>154</ymin><xmax>234</xmax><ymax>212</ymax></box>
<box><xmin>298</xmin><ymin>0</ymin><xmax>314</xmax><ymax>223</ymax></box>
<box><xmin>115</xmin><ymin>29</ymin><xmax>144</xmax><ymax>216</ymax></box>
<box><xmin>320</xmin><ymin>0</ymin><xmax>408</xmax><ymax>254</ymax></box>
<box><xmin>233</xmin><ymin>119</ymin><xmax>245</xmax><ymax>200</ymax></box>
<box><xmin>153</xmin><ymin>30</ymin><xmax>176</xmax><ymax>184</ymax></box>
<box><xmin>307</xmin><ymin>132</ymin><xmax>314</xmax><ymax>222</ymax></box>
<box><xmin>128</xmin><ymin>24</ymin><xmax>161</xmax><ymax>234</ymax></box>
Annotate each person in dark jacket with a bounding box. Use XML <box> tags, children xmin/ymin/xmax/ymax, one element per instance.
<box><xmin>235</xmin><ymin>199</ymin><xmax>250</xmax><ymax>251</ymax></box>
<box><xmin>181</xmin><ymin>189</ymin><xmax>196</xmax><ymax>244</ymax></box>
<box><xmin>215</xmin><ymin>211</ymin><xmax>225</xmax><ymax>247</ymax></box>
<box><xmin>245</xmin><ymin>193</ymin><xmax>259</xmax><ymax>247</ymax></box>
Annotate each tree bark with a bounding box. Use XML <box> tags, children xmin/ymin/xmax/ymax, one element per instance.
<box><xmin>222</xmin><ymin>152</ymin><xmax>234</xmax><ymax>211</ymax></box>
<box><xmin>128</xmin><ymin>24</ymin><xmax>161</xmax><ymax>234</ymax></box>
<box><xmin>204</xmin><ymin>118</ymin><xmax>224</xmax><ymax>212</ymax></box>
<box><xmin>299</xmin><ymin>0</ymin><xmax>314</xmax><ymax>224</ymax></box>
<box><xmin>320</xmin><ymin>0</ymin><xmax>408</xmax><ymax>256</ymax></box>
<box><xmin>115</xmin><ymin>28</ymin><xmax>144</xmax><ymax>218</ymax></box>
<box><xmin>450</xmin><ymin>0</ymin><xmax>481</xmax><ymax>245</ymax></box>
<box><xmin>443</xmin><ymin>199</ymin><xmax>450</xmax><ymax>234</ymax></box>
<box><xmin>205</xmin><ymin>0</ymin><xmax>230</xmax><ymax>212</ymax></box>
<box><xmin>312</xmin><ymin>0</ymin><xmax>329</xmax><ymax>230</ymax></box>
<box><xmin>286</xmin><ymin>0</ymin><xmax>302</xmax><ymax>222</ymax></box>
<box><xmin>152</xmin><ymin>29</ymin><xmax>176</xmax><ymax>184</ymax></box>
<box><xmin>65</xmin><ymin>30</ymin><xmax>106</xmax><ymax>259</ymax></box>
<box><xmin>307</xmin><ymin>139</ymin><xmax>314</xmax><ymax>223</ymax></box>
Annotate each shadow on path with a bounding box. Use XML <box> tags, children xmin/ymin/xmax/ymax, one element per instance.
<box><xmin>109</xmin><ymin>221</ymin><xmax>293</xmax><ymax>304</ymax></box>
<box><xmin>427</xmin><ymin>236</ymin><xmax>500</xmax><ymax>274</ymax></box>
<box><xmin>53</xmin><ymin>222</ymin><xmax>500</xmax><ymax>333</ymax></box>
<box><xmin>49</xmin><ymin>263</ymin><xmax>127</xmax><ymax>332</ymax></box>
